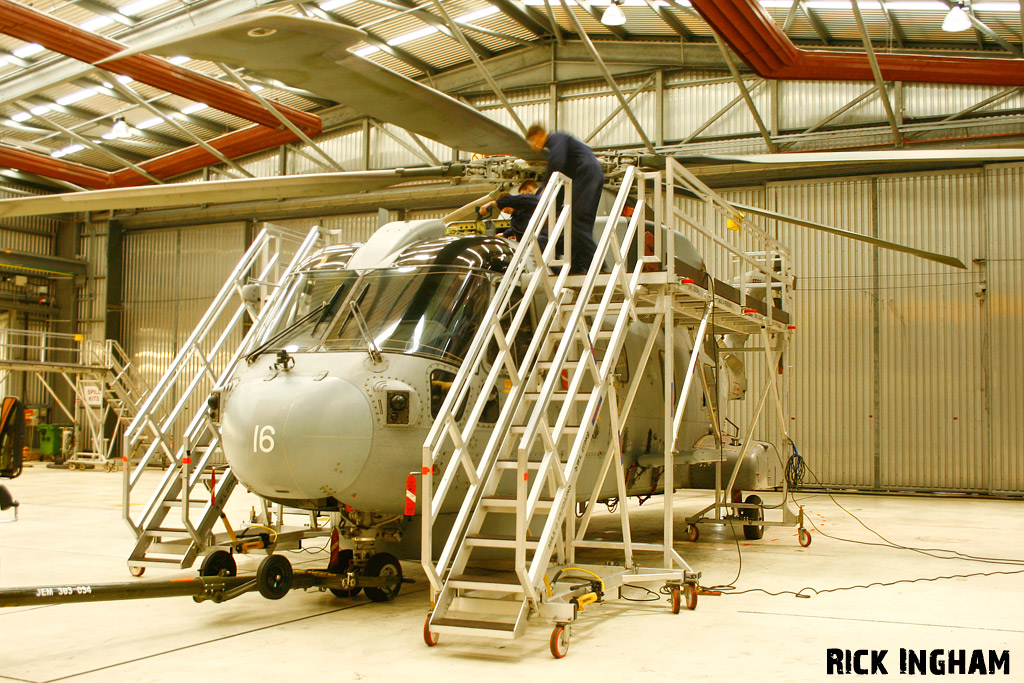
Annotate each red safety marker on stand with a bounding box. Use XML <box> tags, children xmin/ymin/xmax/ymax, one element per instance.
<box><xmin>328</xmin><ymin>528</ymin><xmax>341</xmax><ymax>568</ymax></box>
<box><xmin>405</xmin><ymin>474</ymin><xmax>417</xmax><ymax>516</ymax></box>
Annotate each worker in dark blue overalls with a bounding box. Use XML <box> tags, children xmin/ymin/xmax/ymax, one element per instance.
<box><xmin>526</xmin><ymin>124</ymin><xmax>604</xmax><ymax>275</ymax></box>
<box><xmin>478</xmin><ymin>180</ymin><xmax>539</xmax><ymax>241</ymax></box>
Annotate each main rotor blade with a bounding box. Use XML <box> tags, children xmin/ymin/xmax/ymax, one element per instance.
<box><xmin>731</xmin><ymin>202</ymin><xmax>967</xmax><ymax>270</ymax></box>
<box><xmin>0</xmin><ymin>167</ymin><xmax>461</xmax><ymax>218</ymax></box>
<box><xmin>661</xmin><ymin>149</ymin><xmax>1024</xmax><ymax>166</ymax></box>
<box><xmin>106</xmin><ymin>13</ymin><xmax>535</xmax><ymax>159</ymax></box>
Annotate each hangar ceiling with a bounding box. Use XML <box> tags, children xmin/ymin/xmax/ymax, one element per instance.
<box><xmin>2</xmin><ymin>0</ymin><xmax>1024</xmax><ymax>193</ymax></box>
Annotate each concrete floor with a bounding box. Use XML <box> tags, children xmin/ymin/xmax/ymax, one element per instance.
<box><xmin>0</xmin><ymin>462</ymin><xmax>1021</xmax><ymax>683</ymax></box>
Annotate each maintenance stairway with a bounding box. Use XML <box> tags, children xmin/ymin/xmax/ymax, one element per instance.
<box><xmin>123</xmin><ymin>225</ymin><xmax>326</xmax><ymax>572</ymax></box>
<box><xmin>421</xmin><ymin>160</ymin><xmax>794</xmax><ymax>654</ymax></box>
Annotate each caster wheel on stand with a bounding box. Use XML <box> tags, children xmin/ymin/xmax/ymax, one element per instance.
<box><xmin>423</xmin><ymin>614</ymin><xmax>439</xmax><ymax>646</ymax></box>
<box><xmin>683</xmin><ymin>583</ymin><xmax>698</xmax><ymax>610</ymax></box>
<box><xmin>550</xmin><ymin>624</ymin><xmax>570</xmax><ymax>659</ymax></box>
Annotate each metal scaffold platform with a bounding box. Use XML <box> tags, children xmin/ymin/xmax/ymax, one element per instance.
<box><xmin>0</xmin><ymin>329</ymin><xmax>150</xmax><ymax>471</ymax></box>
<box><xmin>421</xmin><ymin>159</ymin><xmax>801</xmax><ymax>657</ymax></box>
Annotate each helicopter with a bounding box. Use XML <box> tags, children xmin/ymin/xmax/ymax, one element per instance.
<box><xmin>0</xmin><ymin>12</ymin><xmax>1000</xmax><ymax>605</ymax></box>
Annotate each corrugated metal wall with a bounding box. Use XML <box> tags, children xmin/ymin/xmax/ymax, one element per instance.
<box><xmin>320</xmin><ymin>213</ymin><xmax>391</xmax><ymax>243</ymax></box>
<box><xmin>78</xmin><ymin>221</ymin><xmax>108</xmax><ymax>344</ymax></box>
<box><xmin>738</xmin><ymin>168</ymin><xmax>1022</xmax><ymax>494</ymax></box>
<box><xmin>771</xmin><ymin>179</ymin><xmax>878</xmax><ymax>488</ymax></box>
<box><xmin>122</xmin><ymin>224</ymin><xmax>246</xmax><ymax>445</ymax></box>
<box><xmin>664</xmin><ymin>72</ymin><xmax>771</xmax><ymax>143</ymax></box>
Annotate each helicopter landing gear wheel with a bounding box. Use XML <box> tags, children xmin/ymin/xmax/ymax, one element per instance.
<box><xmin>128</xmin><ymin>565</ymin><xmax>145</xmax><ymax>578</ymax></box>
<box><xmin>256</xmin><ymin>554</ymin><xmax>293</xmax><ymax>600</ymax></box>
<box><xmin>741</xmin><ymin>494</ymin><xmax>765</xmax><ymax>540</ymax></box>
<box><xmin>200</xmin><ymin>550</ymin><xmax>236</xmax><ymax>577</ymax></box>
<box><xmin>685</xmin><ymin>524</ymin><xmax>699</xmax><ymax>542</ymax></box>
<box><xmin>683</xmin><ymin>583</ymin><xmax>698</xmax><ymax>610</ymax></box>
<box><xmin>423</xmin><ymin>614</ymin><xmax>439</xmax><ymax>647</ymax></box>
<box><xmin>363</xmin><ymin>552</ymin><xmax>402</xmax><ymax>602</ymax></box>
<box><xmin>798</xmin><ymin>527</ymin><xmax>812</xmax><ymax>547</ymax></box>
<box><xmin>327</xmin><ymin>548</ymin><xmax>361</xmax><ymax>598</ymax></box>
<box><xmin>550</xmin><ymin>624</ymin><xmax>570</xmax><ymax>659</ymax></box>
<box><xmin>670</xmin><ymin>586</ymin><xmax>681</xmax><ymax>614</ymax></box>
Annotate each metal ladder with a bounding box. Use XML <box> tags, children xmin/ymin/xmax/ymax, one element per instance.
<box><xmin>123</xmin><ymin>225</ymin><xmax>323</xmax><ymax>571</ymax></box>
<box><xmin>422</xmin><ymin>166</ymin><xmax>681</xmax><ymax>641</ymax></box>
<box><xmin>100</xmin><ymin>340</ymin><xmax>151</xmax><ymax>426</ymax></box>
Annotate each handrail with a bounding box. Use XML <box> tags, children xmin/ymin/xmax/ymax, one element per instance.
<box><xmin>421</xmin><ymin>172</ymin><xmax>574</xmax><ymax>590</ymax></box>
<box><xmin>122</xmin><ymin>225</ymin><xmax>321</xmax><ymax>546</ymax></box>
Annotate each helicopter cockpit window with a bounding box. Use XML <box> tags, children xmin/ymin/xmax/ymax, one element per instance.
<box><xmin>261</xmin><ymin>268</ymin><xmax>357</xmax><ymax>352</ymax></box>
<box><xmin>325</xmin><ymin>266</ymin><xmax>492</xmax><ymax>363</ymax></box>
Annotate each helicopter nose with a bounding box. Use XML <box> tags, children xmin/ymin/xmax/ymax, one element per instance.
<box><xmin>223</xmin><ymin>374</ymin><xmax>373</xmax><ymax>501</ymax></box>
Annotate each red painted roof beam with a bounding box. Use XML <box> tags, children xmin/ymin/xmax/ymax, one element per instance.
<box><xmin>0</xmin><ymin>144</ymin><xmax>112</xmax><ymax>188</ymax></box>
<box><xmin>1</xmin><ymin>124</ymin><xmax>299</xmax><ymax>189</ymax></box>
<box><xmin>0</xmin><ymin>0</ymin><xmax>321</xmax><ymax>134</ymax></box>
<box><xmin>690</xmin><ymin>0</ymin><xmax>1024</xmax><ymax>87</ymax></box>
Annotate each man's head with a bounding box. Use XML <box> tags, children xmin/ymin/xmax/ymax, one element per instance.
<box><xmin>519</xmin><ymin>180</ymin><xmax>539</xmax><ymax>195</ymax></box>
<box><xmin>525</xmin><ymin>123</ymin><xmax>547</xmax><ymax>154</ymax></box>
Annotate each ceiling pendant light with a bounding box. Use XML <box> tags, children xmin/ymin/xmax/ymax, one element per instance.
<box><xmin>601</xmin><ymin>0</ymin><xmax>626</xmax><ymax>27</ymax></box>
<box><xmin>942</xmin><ymin>4</ymin><xmax>972</xmax><ymax>32</ymax></box>
<box><xmin>111</xmin><ymin>115</ymin><xmax>131</xmax><ymax>139</ymax></box>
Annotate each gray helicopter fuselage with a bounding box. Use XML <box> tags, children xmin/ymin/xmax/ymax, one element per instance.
<box><xmin>217</xmin><ymin>219</ymin><xmax>769</xmax><ymax>521</ymax></box>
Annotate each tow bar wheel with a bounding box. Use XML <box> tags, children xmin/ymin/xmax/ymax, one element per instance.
<box><xmin>550</xmin><ymin>624</ymin><xmax>570</xmax><ymax>659</ymax></box>
<box><xmin>798</xmin><ymin>527</ymin><xmax>812</xmax><ymax>547</ymax></box>
<box><xmin>363</xmin><ymin>552</ymin><xmax>403</xmax><ymax>602</ymax></box>
<box><xmin>685</xmin><ymin>524</ymin><xmax>699</xmax><ymax>542</ymax></box>
<box><xmin>423</xmin><ymin>614</ymin><xmax>439</xmax><ymax>647</ymax></box>
<box><xmin>200</xmin><ymin>550</ymin><xmax>237</xmax><ymax>577</ymax></box>
<box><xmin>670</xmin><ymin>586</ymin><xmax>681</xmax><ymax>614</ymax></box>
<box><xmin>257</xmin><ymin>554</ymin><xmax>293</xmax><ymax>600</ymax></box>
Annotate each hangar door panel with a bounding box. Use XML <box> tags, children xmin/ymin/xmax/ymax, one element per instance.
<box><xmin>985</xmin><ymin>164</ymin><xmax>1024</xmax><ymax>495</ymax></box>
<box><xmin>770</xmin><ymin>179</ymin><xmax>876</xmax><ymax>488</ymax></box>
<box><xmin>876</xmin><ymin>172</ymin><xmax>987</xmax><ymax>492</ymax></box>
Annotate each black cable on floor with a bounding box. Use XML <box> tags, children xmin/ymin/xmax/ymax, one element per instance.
<box><xmin>797</xmin><ymin>460</ymin><xmax>1024</xmax><ymax>567</ymax></box>
<box><xmin>721</xmin><ymin>568</ymin><xmax>1024</xmax><ymax>599</ymax></box>
<box><xmin>700</xmin><ymin>439</ymin><xmax>1024</xmax><ymax>599</ymax></box>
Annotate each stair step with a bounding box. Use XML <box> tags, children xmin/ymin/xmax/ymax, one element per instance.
<box><xmin>522</xmin><ymin>392</ymin><xmax>591</xmax><ymax>401</ymax></box>
<box><xmin>448</xmin><ymin>574</ymin><xmax>526</xmax><ymax>593</ymax></box>
<box><xmin>143</xmin><ymin>527</ymin><xmax>194</xmax><ymax>539</ymax></box>
<box><xmin>464</xmin><ymin>534</ymin><xmax>539</xmax><ymax>549</ymax></box>
<box><xmin>494</xmin><ymin>460</ymin><xmax>543</xmax><ymax>470</ymax></box>
<box><xmin>480</xmin><ymin>495</ymin><xmax>553</xmax><ymax>510</ymax></box>
<box><xmin>129</xmin><ymin>557</ymin><xmax>184</xmax><ymax>567</ymax></box>
<box><xmin>431</xmin><ymin>617</ymin><xmax>517</xmax><ymax>633</ymax></box>
<box><xmin>559</xmin><ymin>301</ymin><xmax>626</xmax><ymax>312</ymax></box>
<box><xmin>507</xmin><ymin>424</ymin><xmax>581</xmax><ymax>435</ymax></box>
<box><xmin>161</xmin><ymin>499</ymin><xmax>210</xmax><ymax>507</ymax></box>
